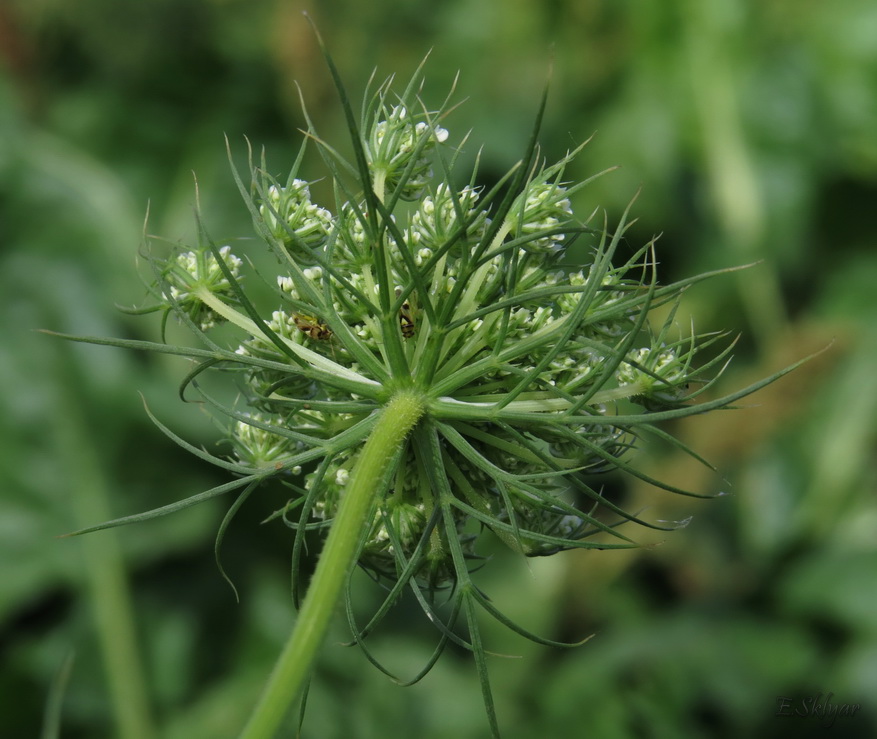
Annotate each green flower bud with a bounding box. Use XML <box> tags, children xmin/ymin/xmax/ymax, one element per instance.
<box><xmin>163</xmin><ymin>245</ymin><xmax>242</xmax><ymax>330</ymax></box>
<box><xmin>259</xmin><ymin>181</ymin><xmax>335</xmax><ymax>256</ymax></box>
<box><xmin>365</xmin><ymin>105</ymin><xmax>449</xmax><ymax>200</ymax></box>
<box><xmin>233</xmin><ymin>413</ymin><xmax>296</xmax><ymax>469</ymax></box>
<box><xmin>616</xmin><ymin>345</ymin><xmax>690</xmax><ymax>406</ymax></box>
<box><xmin>509</xmin><ymin>181</ymin><xmax>574</xmax><ymax>253</ymax></box>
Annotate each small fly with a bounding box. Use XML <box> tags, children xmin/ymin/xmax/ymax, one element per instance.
<box><xmin>292</xmin><ymin>314</ymin><xmax>333</xmax><ymax>341</ymax></box>
<box><xmin>399</xmin><ymin>300</ymin><xmax>416</xmax><ymax>339</ymax></box>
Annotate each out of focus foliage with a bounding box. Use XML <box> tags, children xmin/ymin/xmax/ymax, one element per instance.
<box><xmin>1</xmin><ymin>1</ymin><xmax>875</xmax><ymax>737</ymax></box>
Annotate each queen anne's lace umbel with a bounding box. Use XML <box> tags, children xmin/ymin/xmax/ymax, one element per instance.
<box><xmin>60</xmin><ymin>58</ymin><xmax>807</xmax><ymax>739</ymax></box>
<box><xmin>147</xmin><ymin>97</ymin><xmax>732</xmax><ymax>582</ymax></box>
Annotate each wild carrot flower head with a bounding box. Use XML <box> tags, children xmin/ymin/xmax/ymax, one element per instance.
<box><xmin>93</xmin><ymin>62</ymin><xmax>777</xmax><ymax>595</ymax></box>
<box><xmin>59</xmin><ymin>52</ymin><xmax>807</xmax><ymax>737</ymax></box>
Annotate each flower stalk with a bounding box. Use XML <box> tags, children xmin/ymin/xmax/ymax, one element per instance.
<box><xmin>240</xmin><ymin>390</ymin><xmax>425</xmax><ymax>739</ymax></box>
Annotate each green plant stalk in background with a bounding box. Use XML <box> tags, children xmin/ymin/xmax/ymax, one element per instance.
<box><xmin>52</xmin><ymin>349</ymin><xmax>155</xmax><ymax>739</ymax></box>
<box><xmin>50</xmin><ymin>34</ymin><xmax>816</xmax><ymax>737</ymax></box>
<box><xmin>684</xmin><ymin>0</ymin><xmax>787</xmax><ymax>347</ymax></box>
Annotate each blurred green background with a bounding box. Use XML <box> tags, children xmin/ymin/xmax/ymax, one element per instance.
<box><xmin>2</xmin><ymin>1</ymin><xmax>876</xmax><ymax>737</ymax></box>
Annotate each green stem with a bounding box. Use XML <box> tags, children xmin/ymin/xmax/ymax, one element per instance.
<box><xmin>684</xmin><ymin>0</ymin><xmax>787</xmax><ymax>346</ymax></box>
<box><xmin>54</xmin><ymin>355</ymin><xmax>156</xmax><ymax>739</ymax></box>
<box><xmin>239</xmin><ymin>390</ymin><xmax>426</xmax><ymax>739</ymax></box>
<box><xmin>372</xmin><ymin>168</ymin><xmax>387</xmax><ymax>204</ymax></box>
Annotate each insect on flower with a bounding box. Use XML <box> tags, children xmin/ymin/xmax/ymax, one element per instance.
<box><xmin>292</xmin><ymin>313</ymin><xmax>333</xmax><ymax>341</ymax></box>
<box><xmin>399</xmin><ymin>300</ymin><xmax>416</xmax><ymax>338</ymax></box>
<box><xmin>395</xmin><ymin>287</ymin><xmax>416</xmax><ymax>339</ymax></box>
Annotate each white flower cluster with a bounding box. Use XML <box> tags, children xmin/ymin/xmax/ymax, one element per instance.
<box><xmin>365</xmin><ymin>105</ymin><xmax>449</xmax><ymax>200</ymax></box>
<box><xmin>167</xmin><ymin>245</ymin><xmax>242</xmax><ymax>300</ymax></box>
<box><xmin>165</xmin><ymin>245</ymin><xmax>243</xmax><ymax>330</ymax></box>
<box><xmin>555</xmin><ymin>268</ymin><xmax>639</xmax><ymax>340</ymax></box>
<box><xmin>406</xmin><ymin>184</ymin><xmax>486</xmax><ymax>255</ymax></box>
<box><xmin>232</xmin><ymin>413</ymin><xmax>300</xmax><ymax>472</ymax></box>
<box><xmin>260</xmin><ymin>181</ymin><xmax>334</xmax><ymax>253</ymax></box>
<box><xmin>616</xmin><ymin>345</ymin><xmax>689</xmax><ymax>404</ymax></box>
<box><xmin>305</xmin><ymin>445</ymin><xmax>473</xmax><ymax>581</ymax></box>
<box><xmin>249</xmin><ymin>172</ymin><xmax>632</xmax><ymax>407</ymax></box>
<box><xmin>511</xmin><ymin>181</ymin><xmax>574</xmax><ymax>253</ymax></box>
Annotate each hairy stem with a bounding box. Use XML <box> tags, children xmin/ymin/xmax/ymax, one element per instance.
<box><xmin>239</xmin><ymin>390</ymin><xmax>426</xmax><ymax>739</ymax></box>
